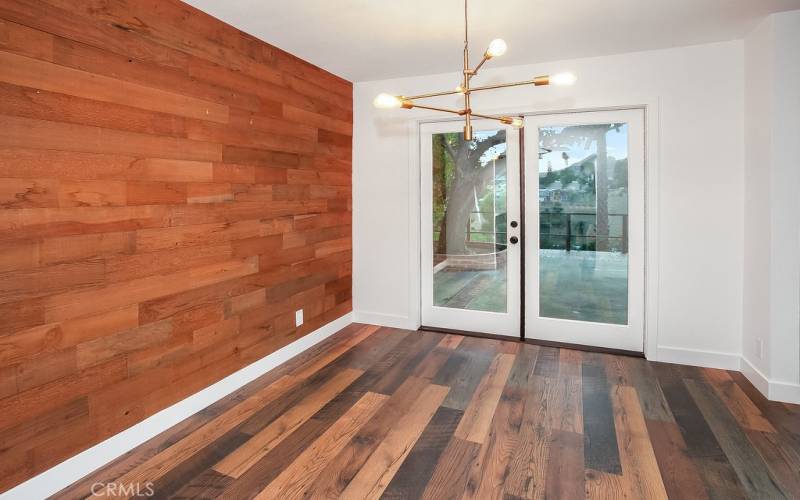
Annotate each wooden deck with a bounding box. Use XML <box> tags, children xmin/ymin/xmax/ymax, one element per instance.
<box><xmin>57</xmin><ymin>324</ymin><xmax>800</xmax><ymax>499</ymax></box>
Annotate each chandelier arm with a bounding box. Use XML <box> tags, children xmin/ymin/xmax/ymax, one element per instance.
<box><xmin>404</xmin><ymin>102</ymin><xmax>466</xmax><ymax>115</ymax></box>
<box><xmin>472</xmin><ymin>54</ymin><xmax>490</xmax><ymax>76</ymax></box>
<box><xmin>469</xmin><ymin>111</ymin><xmax>516</xmax><ymax>124</ymax></box>
<box><xmin>469</xmin><ymin>76</ymin><xmax>550</xmax><ymax>93</ymax></box>
<box><xmin>402</xmin><ymin>89</ymin><xmax>463</xmax><ymax>100</ymax></box>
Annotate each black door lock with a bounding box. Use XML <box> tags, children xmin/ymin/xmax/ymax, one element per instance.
<box><xmin>510</xmin><ymin>220</ymin><xmax>518</xmax><ymax>228</ymax></box>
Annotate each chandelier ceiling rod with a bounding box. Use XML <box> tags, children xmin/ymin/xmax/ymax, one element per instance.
<box><xmin>373</xmin><ymin>0</ymin><xmax>576</xmax><ymax>140</ymax></box>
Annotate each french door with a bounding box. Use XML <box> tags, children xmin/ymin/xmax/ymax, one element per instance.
<box><xmin>420</xmin><ymin>120</ymin><xmax>521</xmax><ymax>337</ymax></box>
<box><xmin>420</xmin><ymin>109</ymin><xmax>644</xmax><ymax>352</ymax></box>
<box><xmin>524</xmin><ymin>109</ymin><xmax>645</xmax><ymax>352</ymax></box>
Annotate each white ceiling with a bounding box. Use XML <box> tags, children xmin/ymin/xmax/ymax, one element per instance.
<box><xmin>185</xmin><ymin>0</ymin><xmax>800</xmax><ymax>82</ymax></box>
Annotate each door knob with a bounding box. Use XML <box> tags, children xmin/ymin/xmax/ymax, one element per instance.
<box><xmin>509</xmin><ymin>236</ymin><xmax>519</xmax><ymax>244</ymax></box>
<box><xmin>510</xmin><ymin>220</ymin><xmax>518</xmax><ymax>228</ymax></box>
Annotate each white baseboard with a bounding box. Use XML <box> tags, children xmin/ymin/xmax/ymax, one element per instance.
<box><xmin>654</xmin><ymin>345</ymin><xmax>742</xmax><ymax>371</ymax></box>
<box><xmin>352</xmin><ymin>310</ymin><xmax>419</xmax><ymax>330</ymax></box>
<box><xmin>740</xmin><ymin>356</ymin><xmax>771</xmax><ymax>396</ymax></box>
<box><xmin>3</xmin><ymin>313</ymin><xmax>353</xmax><ymax>500</ymax></box>
<box><xmin>741</xmin><ymin>356</ymin><xmax>800</xmax><ymax>404</ymax></box>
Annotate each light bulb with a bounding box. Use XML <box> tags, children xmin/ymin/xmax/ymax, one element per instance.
<box><xmin>550</xmin><ymin>72</ymin><xmax>577</xmax><ymax>86</ymax></box>
<box><xmin>455</xmin><ymin>85</ymin><xmax>465</xmax><ymax>93</ymax></box>
<box><xmin>510</xmin><ymin>117</ymin><xmax>524</xmax><ymax>128</ymax></box>
<box><xmin>486</xmin><ymin>38</ymin><xmax>507</xmax><ymax>58</ymax></box>
<box><xmin>373</xmin><ymin>93</ymin><xmax>402</xmax><ymax>109</ymax></box>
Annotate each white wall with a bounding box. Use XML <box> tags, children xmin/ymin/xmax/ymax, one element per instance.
<box><xmin>742</xmin><ymin>10</ymin><xmax>800</xmax><ymax>403</ymax></box>
<box><xmin>353</xmin><ymin>40</ymin><xmax>746</xmax><ymax>368</ymax></box>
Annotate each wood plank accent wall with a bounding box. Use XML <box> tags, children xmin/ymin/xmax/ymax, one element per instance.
<box><xmin>0</xmin><ymin>0</ymin><xmax>352</xmax><ymax>491</ymax></box>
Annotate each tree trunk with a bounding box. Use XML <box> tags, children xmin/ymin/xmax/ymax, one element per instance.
<box><xmin>595</xmin><ymin>131</ymin><xmax>610</xmax><ymax>251</ymax></box>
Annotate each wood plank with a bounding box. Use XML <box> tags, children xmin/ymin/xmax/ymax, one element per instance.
<box><xmin>381</xmin><ymin>405</ymin><xmax>464</xmax><ymax>499</ymax></box>
<box><xmin>0</xmin><ymin>50</ymin><xmax>229</xmax><ymax>123</ymax></box>
<box><xmin>305</xmin><ymin>375</ymin><xmax>429</xmax><ymax>499</ymax></box>
<box><xmin>646</xmin><ymin>419</ymin><xmax>710</xmax><ymax>499</ymax></box>
<box><xmin>213</xmin><ymin>368</ymin><xmax>362</xmax><ymax>478</ymax></box>
<box><xmin>0</xmin><ymin>115</ymin><xmax>223</xmax><ymax>161</ymax></box>
<box><xmin>339</xmin><ymin>383</ymin><xmax>449</xmax><ymax>499</ymax></box>
<box><xmin>254</xmin><ymin>391</ymin><xmax>388</xmax><ymax>500</ymax></box>
<box><xmin>685</xmin><ymin>378</ymin><xmax>786</xmax><ymax>499</ymax></box>
<box><xmin>43</xmin><ymin>257</ymin><xmax>258</xmax><ymax>322</ymax></box>
<box><xmin>581</xmin><ymin>359</ymin><xmax>622</xmax><ymax>474</ymax></box>
<box><xmin>610</xmin><ymin>384</ymin><xmax>668</xmax><ymax>499</ymax></box>
<box><xmin>545</xmin><ymin>430</ymin><xmax>585</xmax><ymax>500</ymax></box>
<box><xmin>454</xmin><ymin>353</ymin><xmax>515</xmax><ymax>444</ymax></box>
<box><xmin>108</xmin><ymin>375</ymin><xmax>302</xmax><ymax>490</ymax></box>
<box><xmin>704</xmin><ymin>368</ymin><xmax>776</xmax><ymax>432</ymax></box>
<box><xmin>420</xmin><ymin>437</ymin><xmax>482</xmax><ymax>500</ymax></box>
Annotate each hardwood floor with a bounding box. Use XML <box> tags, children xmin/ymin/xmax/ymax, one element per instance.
<box><xmin>57</xmin><ymin>324</ymin><xmax>800</xmax><ymax>499</ymax></box>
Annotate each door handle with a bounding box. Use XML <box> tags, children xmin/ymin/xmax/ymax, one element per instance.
<box><xmin>509</xmin><ymin>236</ymin><xmax>519</xmax><ymax>244</ymax></box>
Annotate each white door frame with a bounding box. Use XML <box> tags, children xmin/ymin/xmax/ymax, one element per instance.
<box><xmin>407</xmin><ymin>100</ymin><xmax>660</xmax><ymax>359</ymax></box>
<box><xmin>524</xmin><ymin>109</ymin><xmax>645</xmax><ymax>352</ymax></box>
<box><xmin>419</xmin><ymin>120</ymin><xmax>521</xmax><ymax>338</ymax></box>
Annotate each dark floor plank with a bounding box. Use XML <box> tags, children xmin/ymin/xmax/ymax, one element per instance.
<box><xmin>685</xmin><ymin>378</ymin><xmax>787</xmax><ymax>499</ymax></box>
<box><xmin>433</xmin><ymin>337</ymin><xmax>496</xmax><ymax>410</ymax></box>
<box><xmin>581</xmin><ymin>358</ymin><xmax>622</xmax><ymax>474</ymax></box>
<box><xmin>150</xmin><ymin>429</ymin><xmax>248</xmax><ymax>499</ymax></box>
<box><xmin>623</xmin><ymin>356</ymin><xmax>675</xmax><ymax>422</ymax></box>
<box><xmin>382</xmin><ymin>406</ymin><xmax>464</xmax><ymax>499</ymax></box>
<box><xmin>652</xmin><ymin>363</ymin><xmax>746</xmax><ymax>499</ymax></box>
<box><xmin>532</xmin><ymin>346</ymin><xmax>559</xmax><ymax>377</ymax></box>
<box><xmin>746</xmin><ymin>429</ymin><xmax>800</xmax><ymax>498</ymax></box>
<box><xmin>646</xmin><ymin>419</ymin><xmax>710</xmax><ymax>499</ymax></box>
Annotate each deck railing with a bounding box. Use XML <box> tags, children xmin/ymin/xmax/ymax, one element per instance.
<box><xmin>466</xmin><ymin>211</ymin><xmax>629</xmax><ymax>253</ymax></box>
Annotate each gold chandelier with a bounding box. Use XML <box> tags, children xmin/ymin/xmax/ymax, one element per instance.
<box><xmin>373</xmin><ymin>0</ymin><xmax>576</xmax><ymax>140</ymax></box>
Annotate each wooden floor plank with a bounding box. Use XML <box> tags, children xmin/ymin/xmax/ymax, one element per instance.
<box><xmin>420</xmin><ymin>436</ymin><xmax>482</xmax><ymax>500</ymax></box>
<box><xmin>106</xmin><ymin>374</ymin><xmax>301</xmax><ymax>492</ymax></box>
<box><xmin>645</xmin><ymin>419</ymin><xmax>710</xmax><ymax>499</ymax></box>
<box><xmin>610</xmin><ymin>384</ymin><xmax>668</xmax><ymax>499</ymax></box>
<box><xmin>685</xmin><ymin>378</ymin><xmax>787</xmax><ymax>499</ymax></box>
<box><xmin>454</xmin><ymin>353</ymin><xmax>515</xmax><ymax>444</ymax></box>
<box><xmin>703</xmin><ymin>368</ymin><xmax>776</xmax><ymax>433</ymax></box>
<box><xmin>306</xmin><ymin>376</ymin><xmax>430</xmax><ymax>499</ymax></box>
<box><xmin>254</xmin><ymin>391</ymin><xmax>388</xmax><ymax>500</ymax></box>
<box><xmin>212</xmin><ymin>367</ymin><xmax>362</xmax><ymax>478</ymax></box>
<box><xmin>381</xmin><ymin>405</ymin><xmax>463</xmax><ymax>499</ymax></box>
<box><xmin>581</xmin><ymin>358</ymin><xmax>622</xmax><ymax>475</ymax></box>
<box><xmin>339</xmin><ymin>383</ymin><xmax>449</xmax><ymax>499</ymax></box>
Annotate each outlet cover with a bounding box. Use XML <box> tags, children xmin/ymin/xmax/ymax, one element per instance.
<box><xmin>295</xmin><ymin>309</ymin><xmax>303</xmax><ymax>327</ymax></box>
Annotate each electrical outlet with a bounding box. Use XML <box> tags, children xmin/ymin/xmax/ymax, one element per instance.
<box><xmin>295</xmin><ymin>309</ymin><xmax>303</xmax><ymax>327</ymax></box>
<box><xmin>756</xmin><ymin>338</ymin><xmax>763</xmax><ymax>359</ymax></box>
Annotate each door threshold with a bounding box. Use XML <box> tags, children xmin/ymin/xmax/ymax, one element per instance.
<box><xmin>418</xmin><ymin>326</ymin><xmax>644</xmax><ymax>358</ymax></box>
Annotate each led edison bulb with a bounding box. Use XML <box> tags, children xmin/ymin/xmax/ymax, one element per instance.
<box><xmin>373</xmin><ymin>93</ymin><xmax>402</xmax><ymax>109</ymax></box>
<box><xmin>550</xmin><ymin>72</ymin><xmax>577</xmax><ymax>86</ymax></box>
<box><xmin>510</xmin><ymin>117</ymin><xmax>524</xmax><ymax>128</ymax></box>
<box><xmin>486</xmin><ymin>38</ymin><xmax>507</xmax><ymax>57</ymax></box>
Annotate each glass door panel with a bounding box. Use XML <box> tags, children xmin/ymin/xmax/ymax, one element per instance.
<box><xmin>524</xmin><ymin>110</ymin><xmax>645</xmax><ymax>352</ymax></box>
<box><xmin>538</xmin><ymin>123</ymin><xmax>629</xmax><ymax>325</ymax></box>
<box><xmin>421</xmin><ymin>120</ymin><xmax>521</xmax><ymax>337</ymax></box>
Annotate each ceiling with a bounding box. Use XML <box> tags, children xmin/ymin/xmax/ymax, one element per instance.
<box><xmin>185</xmin><ymin>0</ymin><xmax>800</xmax><ymax>82</ymax></box>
